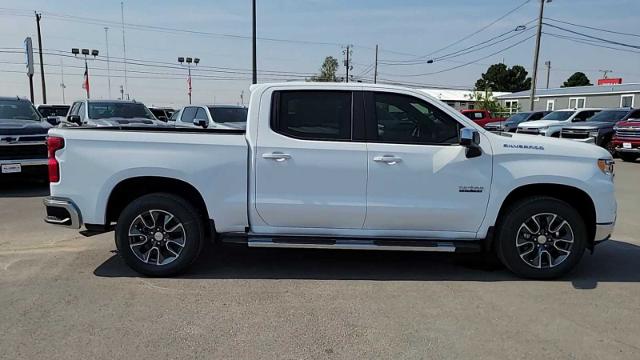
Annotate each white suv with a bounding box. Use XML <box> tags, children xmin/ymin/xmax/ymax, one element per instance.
<box><xmin>517</xmin><ymin>108</ymin><xmax>601</xmax><ymax>137</ymax></box>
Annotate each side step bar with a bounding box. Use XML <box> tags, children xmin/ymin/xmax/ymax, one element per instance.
<box><xmin>246</xmin><ymin>237</ymin><xmax>480</xmax><ymax>253</ymax></box>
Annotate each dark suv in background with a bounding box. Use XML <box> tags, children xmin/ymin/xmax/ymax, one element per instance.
<box><xmin>0</xmin><ymin>97</ymin><xmax>55</xmax><ymax>178</ymax></box>
<box><xmin>561</xmin><ymin>108</ymin><xmax>639</xmax><ymax>155</ymax></box>
<box><xmin>484</xmin><ymin>111</ymin><xmax>550</xmax><ymax>132</ymax></box>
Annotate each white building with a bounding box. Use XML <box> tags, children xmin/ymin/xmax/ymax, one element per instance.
<box><xmin>419</xmin><ymin>88</ymin><xmax>511</xmax><ymax>111</ymax></box>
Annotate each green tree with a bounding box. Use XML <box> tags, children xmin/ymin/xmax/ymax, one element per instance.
<box><xmin>562</xmin><ymin>72</ymin><xmax>592</xmax><ymax>87</ymax></box>
<box><xmin>466</xmin><ymin>89</ymin><xmax>507</xmax><ymax>114</ymax></box>
<box><xmin>309</xmin><ymin>56</ymin><xmax>339</xmax><ymax>82</ymax></box>
<box><xmin>474</xmin><ymin>63</ymin><xmax>532</xmax><ymax>92</ymax></box>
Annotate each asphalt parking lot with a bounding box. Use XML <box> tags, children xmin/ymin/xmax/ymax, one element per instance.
<box><xmin>1</xmin><ymin>162</ymin><xmax>639</xmax><ymax>360</ymax></box>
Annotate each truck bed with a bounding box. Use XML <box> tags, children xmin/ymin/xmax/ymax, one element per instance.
<box><xmin>48</xmin><ymin>126</ymin><xmax>249</xmax><ymax>232</ymax></box>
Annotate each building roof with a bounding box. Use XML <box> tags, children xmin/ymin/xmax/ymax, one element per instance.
<box><xmin>419</xmin><ymin>88</ymin><xmax>511</xmax><ymax>102</ymax></box>
<box><xmin>496</xmin><ymin>83</ymin><xmax>640</xmax><ymax>99</ymax></box>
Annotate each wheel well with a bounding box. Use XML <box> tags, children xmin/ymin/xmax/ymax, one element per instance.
<box><xmin>496</xmin><ymin>183</ymin><xmax>596</xmax><ymax>246</ymax></box>
<box><xmin>105</xmin><ymin>176</ymin><xmax>212</xmax><ymax>233</ymax></box>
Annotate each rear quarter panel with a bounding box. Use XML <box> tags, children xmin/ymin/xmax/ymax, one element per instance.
<box><xmin>49</xmin><ymin>128</ymin><xmax>249</xmax><ymax>232</ymax></box>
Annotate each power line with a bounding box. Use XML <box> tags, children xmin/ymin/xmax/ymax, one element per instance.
<box><xmin>543</xmin><ymin>32</ymin><xmax>640</xmax><ymax>55</ymax></box>
<box><xmin>543</xmin><ymin>22</ymin><xmax>640</xmax><ymax>49</ymax></box>
<box><xmin>406</xmin><ymin>0</ymin><xmax>531</xmax><ymax>61</ymax></box>
<box><xmin>544</xmin><ymin>17</ymin><xmax>640</xmax><ymax>38</ymax></box>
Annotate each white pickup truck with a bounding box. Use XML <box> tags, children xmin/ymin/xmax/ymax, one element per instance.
<box><xmin>43</xmin><ymin>82</ymin><xmax>617</xmax><ymax>279</ymax></box>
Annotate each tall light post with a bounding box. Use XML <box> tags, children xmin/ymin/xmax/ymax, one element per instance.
<box><xmin>178</xmin><ymin>56</ymin><xmax>200</xmax><ymax>104</ymax></box>
<box><xmin>72</xmin><ymin>48</ymin><xmax>99</xmax><ymax>99</ymax></box>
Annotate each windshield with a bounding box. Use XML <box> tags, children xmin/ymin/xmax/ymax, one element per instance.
<box><xmin>505</xmin><ymin>112</ymin><xmax>530</xmax><ymax>123</ymax></box>
<box><xmin>0</xmin><ymin>100</ymin><xmax>41</xmax><ymax>121</ymax></box>
<box><xmin>586</xmin><ymin>110</ymin><xmax>629</xmax><ymax>123</ymax></box>
<box><xmin>541</xmin><ymin>110</ymin><xmax>574</xmax><ymax>121</ymax></box>
<box><xmin>38</xmin><ymin>106</ymin><xmax>69</xmax><ymax>117</ymax></box>
<box><xmin>208</xmin><ymin>107</ymin><xmax>247</xmax><ymax>123</ymax></box>
<box><xmin>88</xmin><ymin>102</ymin><xmax>156</xmax><ymax>120</ymax></box>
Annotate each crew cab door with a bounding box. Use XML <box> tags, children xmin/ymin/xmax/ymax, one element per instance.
<box><xmin>363</xmin><ymin>91</ymin><xmax>492</xmax><ymax>235</ymax></box>
<box><xmin>253</xmin><ymin>89</ymin><xmax>367</xmax><ymax>230</ymax></box>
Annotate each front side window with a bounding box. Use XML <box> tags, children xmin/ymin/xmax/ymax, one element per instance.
<box><xmin>180</xmin><ymin>107</ymin><xmax>198</xmax><ymax>123</ymax></box>
<box><xmin>0</xmin><ymin>100</ymin><xmax>41</xmax><ymax>121</ymax></box>
<box><xmin>78</xmin><ymin>103</ymin><xmax>86</xmax><ymax>121</ymax></box>
<box><xmin>272</xmin><ymin>91</ymin><xmax>352</xmax><ymax>141</ymax></box>
<box><xmin>372</xmin><ymin>92</ymin><xmax>460</xmax><ymax>145</ymax></box>
<box><xmin>194</xmin><ymin>108</ymin><xmax>208</xmax><ymax>121</ymax></box>
<box><xmin>574</xmin><ymin>110</ymin><xmax>599</xmax><ymax>121</ymax></box>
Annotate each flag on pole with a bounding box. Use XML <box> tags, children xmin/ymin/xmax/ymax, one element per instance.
<box><xmin>187</xmin><ymin>74</ymin><xmax>192</xmax><ymax>97</ymax></box>
<box><xmin>82</xmin><ymin>62</ymin><xmax>90</xmax><ymax>98</ymax></box>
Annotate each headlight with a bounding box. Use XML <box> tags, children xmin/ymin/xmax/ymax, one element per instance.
<box><xmin>597</xmin><ymin>158</ymin><xmax>614</xmax><ymax>176</ymax></box>
<box><xmin>589</xmin><ymin>131</ymin><xmax>599</xmax><ymax>138</ymax></box>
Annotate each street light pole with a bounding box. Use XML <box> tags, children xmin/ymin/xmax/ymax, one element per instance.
<box><xmin>528</xmin><ymin>0</ymin><xmax>548</xmax><ymax>111</ymax></box>
<box><xmin>72</xmin><ymin>48</ymin><xmax>98</xmax><ymax>100</ymax></box>
<box><xmin>178</xmin><ymin>56</ymin><xmax>200</xmax><ymax>104</ymax></box>
<box><xmin>252</xmin><ymin>0</ymin><xmax>257</xmax><ymax>84</ymax></box>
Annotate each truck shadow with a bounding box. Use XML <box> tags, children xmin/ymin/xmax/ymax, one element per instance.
<box><xmin>0</xmin><ymin>178</ymin><xmax>49</xmax><ymax>198</ymax></box>
<box><xmin>93</xmin><ymin>239</ymin><xmax>640</xmax><ymax>289</ymax></box>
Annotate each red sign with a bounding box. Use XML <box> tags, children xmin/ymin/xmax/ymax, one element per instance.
<box><xmin>597</xmin><ymin>78</ymin><xmax>622</xmax><ymax>85</ymax></box>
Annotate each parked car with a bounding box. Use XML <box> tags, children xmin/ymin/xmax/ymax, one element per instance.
<box><xmin>561</xmin><ymin>108</ymin><xmax>639</xmax><ymax>155</ymax></box>
<box><xmin>612</xmin><ymin>115</ymin><xmax>640</xmax><ymax>162</ymax></box>
<box><xmin>485</xmin><ymin>111</ymin><xmax>550</xmax><ymax>132</ymax></box>
<box><xmin>148</xmin><ymin>107</ymin><xmax>175</xmax><ymax>121</ymax></box>
<box><xmin>460</xmin><ymin>109</ymin><xmax>505</xmax><ymax>129</ymax></box>
<box><xmin>170</xmin><ymin>105</ymin><xmax>247</xmax><ymax>129</ymax></box>
<box><xmin>43</xmin><ymin>82</ymin><xmax>616</xmax><ymax>280</ymax></box>
<box><xmin>0</xmin><ymin>97</ymin><xmax>57</xmax><ymax>178</ymax></box>
<box><xmin>517</xmin><ymin>108</ymin><xmax>601</xmax><ymax>137</ymax></box>
<box><xmin>64</xmin><ymin>100</ymin><xmax>167</xmax><ymax>127</ymax></box>
<box><xmin>37</xmin><ymin>104</ymin><xmax>70</xmax><ymax>124</ymax></box>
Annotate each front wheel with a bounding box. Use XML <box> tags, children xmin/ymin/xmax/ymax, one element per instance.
<box><xmin>495</xmin><ymin>196</ymin><xmax>587</xmax><ymax>279</ymax></box>
<box><xmin>618</xmin><ymin>153</ymin><xmax>638</xmax><ymax>162</ymax></box>
<box><xmin>115</xmin><ymin>193</ymin><xmax>204</xmax><ymax>277</ymax></box>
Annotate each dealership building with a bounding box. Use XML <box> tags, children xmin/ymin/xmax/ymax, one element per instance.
<box><xmin>495</xmin><ymin>82</ymin><xmax>640</xmax><ymax>114</ymax></box>
<box><xmin>419</xmin><ymin>88</ymin><xmax>510</xmax><ymax>111</ymax></box>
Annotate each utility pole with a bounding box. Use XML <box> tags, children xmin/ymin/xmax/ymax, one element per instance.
<box><xmin>104</xmin><ymin>27</ymin><xmax>112</xmax><ymax>98</ymax></box>
<box><xmin>60</xmin><ymin>58</ymin><xmax>66</xmax><ymax>103</ymax></box>
<box><xmin>374</xmin><ymin>44</ymin><xmax>378</xmax><ymax>84</ymax></box>
<box><xmin>35</xmin><ymin>12</ymin><xmax>47</xmax><ymax>104</ymax></box>
<box><xmin>121</xmin><ymin>2</ymin><xmax>129</xmax><ymax>98</ymax></box>
<box><xmin>545</xmin><ymin>60</ymin><xmax>551</xmax><ymax>88</ymax></box>
<box><xmin>252</xmin><ymin>0</ymin><xmax>257</xmax><ymax>84</ymax></box>
<box><xmin>343</xmin><ymin>45</ymin><xmax>352</xmax><ymax>83</ymax></box>
<box><xmin>599</xmin><ymin>69</ymin><xmax>613</xmax><ymax>79</ymax></box>
<box><xmin>528</xmin><ymin>0</ymin><xmax>548</xmax><ymax>111</ymax></box>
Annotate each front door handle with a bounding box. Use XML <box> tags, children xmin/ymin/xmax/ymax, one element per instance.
<box><xmin>262</xmin><ymin>152</ymin><xmax>291</xmax><ymax>162</ymax></box>
<box><xmin>373</xmin><ymin>155</ymin><xmax>402</xmax><ymax>165</ymax></box>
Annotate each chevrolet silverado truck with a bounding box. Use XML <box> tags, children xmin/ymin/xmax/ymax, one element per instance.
<box><xmin>517</xmin><ymin>108</ymin><xmax>601</xmax><ymax>137</ymax></box>
<box><xmin>460</xmin><ymin>109</ymin><xmax>505</xmax><ymax>129</ymax></box>
<box><xmin>561</xmin><ymin>108</ymin><xmax>639</xmax><ymax>155</ymax></box>
<box><xmin>170</xmin><ymin>105</ymin><xmax>247</xmax><ymax>130</ymax></box>
<box><xmin>43</xmin><ymin>83</ymin><xmax>616</xmax><ymax>279</ymax></box>
<box><xmin>612</xmin><ymin>116</ymin><xmax>640</xmax><ymax>162</ymax></box>
<box><xmin>1</xmin><ymin>97</ymin><xmax>57</xmax><ymax>177</ymax></box>
<box><xmin>63</xmin><ymin>100</ymin><xmax>166</xmax><ymax>127</ymax></box>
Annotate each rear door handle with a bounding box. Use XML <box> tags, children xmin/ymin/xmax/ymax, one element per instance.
<box><xmin>373</xmin><ymin>155</ymin><xmax>402</xmax><ymax>165</ymax></box>
<box><xmin>262</xmin><ymin>152</ymin><xmax>291</xmax><ymax>162</ymax></box>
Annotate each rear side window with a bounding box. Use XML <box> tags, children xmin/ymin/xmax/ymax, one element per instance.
<box><xmin>272</xmin><ymin>91</ymin><xmax>352</xmax><ymax>141</ymax></box>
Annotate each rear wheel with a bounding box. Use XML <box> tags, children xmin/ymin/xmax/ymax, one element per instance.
<box><xmin>115</xmin><ymin>193</ymin><xmax>204</xmax><ymax>276</ymax></box>
<box><xmin>495</xmin><ymin>196</ymin><xmax>587</xmax><ymax>279</ymax></box>
<box><xmin>619</xmin><ymin>153</ymin><xmax>638</xmax><ymax>162</ymax></box>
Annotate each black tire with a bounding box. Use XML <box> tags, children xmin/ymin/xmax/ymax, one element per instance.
<box><xmin>495</xmin><ymin>196</ymin><xmax>587</xmax><ymax>279</ymax></box>
<box><xmin>619</xmin><ymin>153</ymin><xmax>638</xmax><ymax>162</ymax></box>
<box><xmin>603</xmin><ymin>138</ymin><xmax>616</xmax><ymax>157</ymax></box>
<box><xmin>115</xmin><ymin>193</ymin><xmax>204</xmax><ymax>277</ymax></box>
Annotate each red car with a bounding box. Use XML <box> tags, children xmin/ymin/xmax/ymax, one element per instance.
<box><xmin>461</xmin><ymin>109</ymin><xmax>506</xmax><ymax>129</ymax></box>
<box><xmin>612</xmin><ymin>118</ymin><xmax>640</xmax><ymax>162</ymax></box>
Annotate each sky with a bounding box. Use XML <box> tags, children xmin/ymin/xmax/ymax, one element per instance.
<box><xmin>0</xmin><ymin>0</ymin><xmax>639</xmax><ymax>107</ymax></box>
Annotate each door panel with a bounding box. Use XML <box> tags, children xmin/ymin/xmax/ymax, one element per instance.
<box><xmin>364</xmin><ymin>91</ymin><xmax>492</xmax><ymax>233</ymax></box>
<box><xmin>254</xmin><ymin>90</ymin><xmax>367</xmax><ymax>229</ymax></box>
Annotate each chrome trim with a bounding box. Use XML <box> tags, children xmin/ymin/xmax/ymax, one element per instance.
<box><xmin>594</xmin><ymin>223</ymin><xmax>615</xmax><ymax>242</ymax></box>
<box><xmin>248</xmin><ymin>239</ymin><xmax>456</xmax><ymax>252</ymax></box>
<box><xmin>43</xmin><ymin>197</ymin><xmax>82</xmax><ymax>229</ymax></box>
<box><xmin>0</xmin><ymin>159</ymin><xmax>48</xmax><ymax>166</ymax></box>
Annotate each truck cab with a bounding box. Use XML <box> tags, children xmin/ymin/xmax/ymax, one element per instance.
<box><xmin>171</xmin><ymin>105</ymin><xmax>247</xmax><ymax>130</ymax></box>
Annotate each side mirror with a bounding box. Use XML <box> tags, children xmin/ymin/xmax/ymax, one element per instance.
<box><xmin>46</xmin><ymin>116</ymin><xmax>60</xmax><ymax>126</ymax></box>
<box><xmin>67</xmin><ymin>115</ymin><xmax>81</xmax><ymax>125</ymax></box>
<box><xmin>193</xmin><ymin>118</ymin><xmax>208</xmax><ymax>128</ymax></box>
<box><xmin>460</xmin><ymin>128</ymin><xmax>482</xmax><ymax>158</ymax></box>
